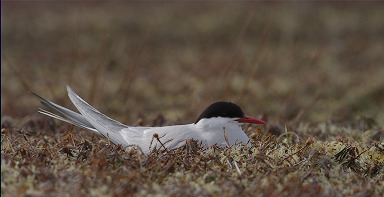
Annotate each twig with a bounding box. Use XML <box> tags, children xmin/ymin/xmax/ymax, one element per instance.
<box><xmin>150</xmin><ymin>133</ymin><xmax>168</xmax><ymax>152</ymax></box>
<box><xmin>233</xmin><ymin>159</ymin><xmax>242</xmax><ymax>176</ymax></box>
<box><xmin>279</xmin><ymin>137</ymin><xmax>313</xmax><ymax>165</ymax></box>
<box><xmin>356</xmin><ymin>145</ymin><xmax>371</xmax><ymax>159</ymax></box>
<box><xmin>226</xmin><ymin>158</ymin><xmax>233</xmax><ymax>171</ymax></box>
<box><xmin>223</xmin><ymin>127</ymin><xmax>230</xmax><ymax>146</ymax></box>
<box><xmin>21</xmin><ymin>128</ymin><xmax>38</xmax><ymax>154</ymax></box>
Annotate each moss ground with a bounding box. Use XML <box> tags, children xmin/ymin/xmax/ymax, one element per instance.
<box><xmin>2</xmin><ymin>2</ymin><xmax>383</xmax><ymax>196</ymax></box>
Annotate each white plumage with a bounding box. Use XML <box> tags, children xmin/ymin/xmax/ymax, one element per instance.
<box><xmin>30</xmin><ymin>86</ymin><xmax>265</xmax><ymax>154</ymax></box>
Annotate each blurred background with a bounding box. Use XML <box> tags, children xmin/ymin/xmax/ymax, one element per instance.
<box><xmin>2</xmin><ymin>2</ymin><xmax>384</xmax><ymax>127</ymax></box>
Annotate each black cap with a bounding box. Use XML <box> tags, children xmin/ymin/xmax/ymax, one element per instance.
<box><xmin>195</xmin><ymin>101</ymin><xmax>245</xmax><ymax>124</ymax></box>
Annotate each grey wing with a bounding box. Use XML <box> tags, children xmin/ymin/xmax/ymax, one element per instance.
<box><xmin>29</xmin><ymin>91</ymin><xmax>99</xmax><ymax>134</ymax></box>
<box><xmin>66</xmin><ymin>85</ymin><xmax>130</xmax><ymax>146</ymax></box>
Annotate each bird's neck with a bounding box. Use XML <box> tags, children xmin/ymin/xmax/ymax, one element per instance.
<box><xmin>195</xmin><ymin>117</ymin><xmax>241</xmax><ymax>132</ymax></box>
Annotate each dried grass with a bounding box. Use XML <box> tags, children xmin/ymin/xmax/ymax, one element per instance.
<box><xmin>1</xmin><ymin>119</ymin><xmax>383</xmax><ymax>196</ymax></box>
<box><xmin>2</xmin><ymin>2</ymin><xmax>384</xmax><ymax>196</ymax></box>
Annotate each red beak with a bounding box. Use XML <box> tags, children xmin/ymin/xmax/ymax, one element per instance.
<box><xmin>236</xmin><ymin>115</ymin><xmax>267</xmax><ymax>124</ymax></box>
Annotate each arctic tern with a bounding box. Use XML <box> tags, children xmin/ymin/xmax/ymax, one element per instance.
<box><xmin>30</xmin><ymin>86</ymin><xmax>267</xmax><ymax>154</ymax></box>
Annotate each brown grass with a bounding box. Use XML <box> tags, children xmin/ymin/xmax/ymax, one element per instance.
<box><xmin>2</xmin><ymin>2</ymin><xmax>384</xmax><ymax>196</ymax></box>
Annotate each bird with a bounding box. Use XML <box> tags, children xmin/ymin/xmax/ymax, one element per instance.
<box><xmin>30</xmin><ymin>85</ymin><xmax>267</xmax><ymax>154</ymax></box>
